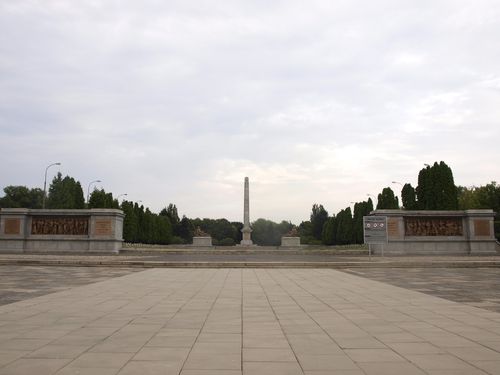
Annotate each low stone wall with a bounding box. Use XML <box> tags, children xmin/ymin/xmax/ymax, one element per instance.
<box><xmin>369</xmin><ymin>209</ymin><xmax>498</xmax><ymax>255</ymax></box>
<box><xmin>0</xmin><ymin>208</ymin><xmax>124</xmax><ymax>253</ymax></box>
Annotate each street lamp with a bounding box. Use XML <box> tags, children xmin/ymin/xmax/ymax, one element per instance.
<box><xmin>87</xmin><ymin>180</ymin><xmax>102</xmax><ymax>205</ymax></box>
<box><xmin>424</xmin><ymin>163</ymin><xmax>430</xmax><ymax>167</ymax></box>
<box><xmin>116</xmin><ymin>193</ymin><xmax>128</xmax><ymax>201</ymax></box>
<box><xmin>392</xmin><ymin>181</ymin><xmax>403</xmax><ymax>187</ymax></box>
<box><xmin>42</xmin><ymin>162</ymin><xmax>61</xmax><ymax>209</ymax></box>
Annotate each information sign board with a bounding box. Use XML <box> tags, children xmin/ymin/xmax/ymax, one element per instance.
<box><xmin>363</xmin><ymin>216</ymin><xmax>388</xmax><ymax>244</ymax></box>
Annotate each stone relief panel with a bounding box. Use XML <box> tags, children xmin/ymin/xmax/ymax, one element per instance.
<box><xmin>31</xmin><ymin>217</ymin><xmax>89</xmax><ymax>235</ymax></box>
<box><xmin>404</xmin><ymin>217</ymin><xmax>463</xmax><ymax>237</ymax></box>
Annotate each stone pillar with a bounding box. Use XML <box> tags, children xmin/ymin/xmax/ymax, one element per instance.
<box><xmin>240</xmin><ymin>177</ymin><xmax>253</xmax><ymax>245</ymax></box>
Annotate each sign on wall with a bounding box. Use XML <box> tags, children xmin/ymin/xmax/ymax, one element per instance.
<box><xmin>363</xmin><ymin>216</ymin><xmax>388</xmax><ymax>244</ymax></box>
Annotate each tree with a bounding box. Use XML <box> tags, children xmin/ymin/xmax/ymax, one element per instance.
<box><xmin>251</xmin><ymin>218</ymin><xmax>292</xmax><ymax>246</ymax></box>
<box><xmin>376</xmin><ymin>187</ymin><xmax>399</xmax><ymax>209</ymax></box>
<box><xmin>121</xmin><ymin>200</ymin><xmax>138</xmax><ymax>242</ymax></box>
<box><xmin>46</xmin><ymin>173</ymin><xmax>85</xmax><ymax>209</ymax></box>
<box><xmin>88</xmin><ymin>189</ymin><xmax>119</xmax><ymax>209</ymax></box>
<box><xmin>310</xmin><ymin>204</ymin><xmax>329</xmax><ymax>240</ymax></box>
<box><xmin>352</xmin><ymin>199</ymin><xmax>373</xmax><ymax>243</ymax></box>
<box><xmin>335</xmin><ymin>207</ymin><xmax>353</xmax><ymax>245</ymax></box>
<box><xmin>401</xmin><ymin>183</ymin><xmax>417</xmax><ymax>210</ymax></box>
<box><xmin>161</xmin><ymin>204</ymin><xmax>180</xmax><ymax>226</ymax></box>
<box><xmin>0</xmin><ymin>186</ymin><xmax>44</xmax><ymax>208</ymax></box>
<box><xmin>416</xmin><ymin>161</ymin><xmax>458</xmax><ymax>210</ymax></box>
<box><xmin>177</xmin><ymin>216</ymin><xmax>194</xmax><ymax>243</ymax></box>
<box><xmin>458</xmin><ymin>182</ymin><xmax>500</xmax><ymax>240</ymax></box>
<box><xmin>322</xmin><ymin>216</ymin><xmax>337</xmax><ymax>245</ymax></box>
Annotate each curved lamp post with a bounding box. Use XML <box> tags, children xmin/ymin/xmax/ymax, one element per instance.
<box><xmin>87</xmin><ymin>180</ymin><xmax>102</xmax><ymax>205</ymax></box>
<box><xmin>42</xmin><ymin>162</ymin><xmax>61</xmax><ymax>209</ymax></box>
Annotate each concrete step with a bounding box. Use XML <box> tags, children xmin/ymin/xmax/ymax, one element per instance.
<box><xmin>1</xmin><ymin>258</ymin><xmax>500</xmax><ymax>268</ymax></box>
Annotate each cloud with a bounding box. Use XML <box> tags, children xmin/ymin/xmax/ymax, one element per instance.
<box><xmin>1</xmin><ymin>0</ymin><xmax>500</xmax><ymax>223</ymax></box>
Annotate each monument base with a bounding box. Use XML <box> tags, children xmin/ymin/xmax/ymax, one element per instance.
<box><xmin>192</xmin><ymin>236</ymin><xmax>212</xmax><ymax>247</ymax></box>
<box><xmin>281</xmin><ymin>236</ymin><xmax>301</xmax><ymax>247</ymax></box>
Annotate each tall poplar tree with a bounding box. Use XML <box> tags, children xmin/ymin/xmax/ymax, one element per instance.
<box><xmin>416</xmin><ymin>161</ymin><xmax>458</xmax><ymax>210</ymax></box>
<box><xmin>401</xmin><ymin>183</ymin><xmax>417</xmax><ymax>209</ymax></box>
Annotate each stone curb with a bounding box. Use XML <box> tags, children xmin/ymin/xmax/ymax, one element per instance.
<box><xmin>1</xmin><ymin>259</ymin><xmax>500</xmax><ymax>268</ymax></box>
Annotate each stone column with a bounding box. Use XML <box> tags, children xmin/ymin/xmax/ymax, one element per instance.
<box><xmin>240</xmin><ymin>177</ymin><xmax>253</xmax><ymax>245</ymax></box>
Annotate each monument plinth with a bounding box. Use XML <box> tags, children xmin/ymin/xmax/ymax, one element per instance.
<box><xmin>240</xmin><ymin>177</ymin><xmax>254</xmax><ymax>246</ymax></box>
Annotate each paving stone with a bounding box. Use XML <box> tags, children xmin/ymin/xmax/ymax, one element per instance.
<box><xmin>0</xmin><ymin>358</ymin><xmax>71</xmax><ymax>375</ymax></box>
<box><xmin>243</xmin><ymin>361</ymin><xmax>303</xmax><ymax>375</ymax></box>
<box><xmin>1</xmin><ymin>268</ymin><xmax>500</xmax><ymax>375</ymax></box>
<box><xmin>243</xmin><ymin>348</ymin><xmax>296</xmax><ymax>362</ymax></box>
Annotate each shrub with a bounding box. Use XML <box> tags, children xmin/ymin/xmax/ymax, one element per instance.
<box><xmin>219</xmin><ymin>237</ymin><xmax>235</xmax><ymax>246</ymax></box>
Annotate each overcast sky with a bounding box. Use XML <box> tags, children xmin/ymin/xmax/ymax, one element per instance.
<box><xmin>1</xmin><ymin>0</ymin><xmax>499</xmax><ymax>224</ymax></box>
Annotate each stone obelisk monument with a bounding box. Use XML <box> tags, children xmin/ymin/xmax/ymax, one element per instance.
<box><xmin>240</xmin><ymin>177</ymin><xmax>253</xmax><ymax>245</ymax></box>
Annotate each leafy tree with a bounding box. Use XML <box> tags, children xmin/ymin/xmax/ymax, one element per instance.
<box><xmin>352</xmin><ymin>199</ymin><xmax>373</xmax><ymax>243</ymax></box>
<box><xmin>416</xmin><ymin>161</ymin><xmax>458</xmax><ymax>210</ymax></box>
<box><xmin>0</xmin><ymin>186</ymin><xmax>44</xmax><ymax>208</ymax></box>
<box><xmin>310</xmin><ymin>204</ymin><xmax>329</xmax><ymax>240</ymax></box>
<box><xmin>298</xmin><ymin>220</ymin><xmax>313</xmax><ymax>243</ymax></box>
<box><xmin>251</xmin><ymin>218</ymin><xmax>292</xmax><ymax>246</ymax></box>
<box><xmin>177</xmin><ymin>215</ymin><xmax>194</xmax><ymax>243</ymax></box>
<box><xmin>161</xmin><ymin>203</ymin><xmax>180</xmax><ymax>227</ymax></box>
<box><xmin>335</xmin><ymin>207</ymin><xmax>353</xmax><ymax>245</ymax></box>
<box><xmin>321</xmin><ymin>216</ymin><xmax>337</xmax><ymax>245</ymax></box>
<box><xmin>458</xmin><ymin>181</ymin><xmax>500</xmax><ymax>240</ymax></box>
<box><xmin>121</xmin><ymin>200</ymin><xmax>138</xmax><ymax>242</ymax></box>
<box><xmin>190</xmin><ymin>218</ymin><xmax>242</xmax><ymax>244</ymax></box>
<box><xmin>401</xmin><ymin>183</ymin><xmax>417</xmax><ymax>210</ymax></box>
<box><xmin>46</xmin><ymin>172</ymin><xmax>85</xmax><ymax>209</ymax></box>
<box><xmin>376</xmin><ymin>187</ymin><xmax>399</xmax><ymax>209</ymax></box>
<box><xmin>88</xmin><ymin>189</ymin><xmax>119</xmax><ymax>209</ymax></box>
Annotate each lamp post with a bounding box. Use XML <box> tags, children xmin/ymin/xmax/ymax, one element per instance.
<box><xmin>87</xmin><ymin>180</ymin><xmax>102</xmax><ymax>205</ymax></box>
<box><xmin>42</xmin><ymin>162</ymin><xmax>61</xmax><ymax>209</ymax></box>
<box><xmin>424</xmin><ymin>163</ymin><xmax>430</xmax><ymax>167</ymax></box>
<box><xmin>392</xmin><ymin>181</ymin><xmax>403</xmax><ymax>187</ymax></box>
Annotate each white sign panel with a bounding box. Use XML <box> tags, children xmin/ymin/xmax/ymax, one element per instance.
<box><xmin>363</xmin><ymin>216</ymin><xmax>388</xmax><ymax>244</ymax></box>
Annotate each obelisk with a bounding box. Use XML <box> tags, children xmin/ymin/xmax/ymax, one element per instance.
<box><xmin>240</xmin><ymin>177</ymin><xmax>253</xmax><ymax>245</ymax></box>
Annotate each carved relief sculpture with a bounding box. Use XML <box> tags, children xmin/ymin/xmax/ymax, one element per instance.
<box><xmin>404</xmin><ymin>217</ymin><xmax>463</xmax><ymax>236</ymax></box>
<box><xmin>31</xmin><ymin>217</ymin><xmax>89</xmax><ymax>235</ymax></box>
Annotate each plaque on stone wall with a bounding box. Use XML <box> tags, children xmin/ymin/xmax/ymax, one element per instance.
<box><xmin>94</xmin><ymin>220</ymin><xmax>112</xmax><ymax>236</ymax></box>
<box><xmin>31</xmin><ymin>217</ymin><xmax>89</xmax><ymax>235</ymax></box>
<box><xmin>474</xmin><ymin>220</ymin><xmax>491</xmax><ymax>237</ymax></box>
<box><xmin>387</xmin><ymin>218</ymin><xmax>401</xmax><ymax>238</ymax></box>
<box><xmin>404</xmin><ymin>217</ymin><xmax>463</xmax><ymax>236</ymax></box>
<box><xmin>4</xmin><ymin>218</ymin><xmax>21</xmax><ymax>235</ymax></box>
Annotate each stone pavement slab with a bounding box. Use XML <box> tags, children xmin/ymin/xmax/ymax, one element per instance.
<box><xmin>0</xmin><ymin>269</ymin><xmax>499</xmax><ymax>374</ymax></box>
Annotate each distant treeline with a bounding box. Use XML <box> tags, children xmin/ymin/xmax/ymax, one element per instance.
<box><xmin>1</xmin><ymin>162</ymin><xmax>499</xmax><ymax>244</ymax></box>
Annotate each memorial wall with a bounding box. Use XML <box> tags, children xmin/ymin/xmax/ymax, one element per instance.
<box><xmin>0</xmin><ymin>208</ymin><xmax>124</xmax><ymax>253</ymax></box>
<box><xmin>369</xmin><ymin>209</ymin><xmax>497</xmax><ymax>255</ymax></box>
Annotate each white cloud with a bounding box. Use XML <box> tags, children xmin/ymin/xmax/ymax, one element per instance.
<box><xmin>1</xmin><ymin>0</ymin><xmax>500</xmax><ymax>223</ymax></box>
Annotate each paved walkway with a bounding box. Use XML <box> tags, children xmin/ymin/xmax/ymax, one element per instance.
<box><xmin>1</xmin><ymin>269</ymin><xmax>500</xmax><ymax>374</ymax></box>
<box><xmin>0</xmin><ymin>266</ymin><xmax>141</xmax><ymax>306</ymax></box>
<box><xmin>345</xmin><ymin>268</ymin><xmax>500</xmax><ymax>314</ymax></box>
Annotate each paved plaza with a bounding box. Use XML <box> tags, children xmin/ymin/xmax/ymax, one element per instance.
<box><xmin>0</xmin><ymin>268</ymin><xmax>500</xmax><ymax>374</ymax></box>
